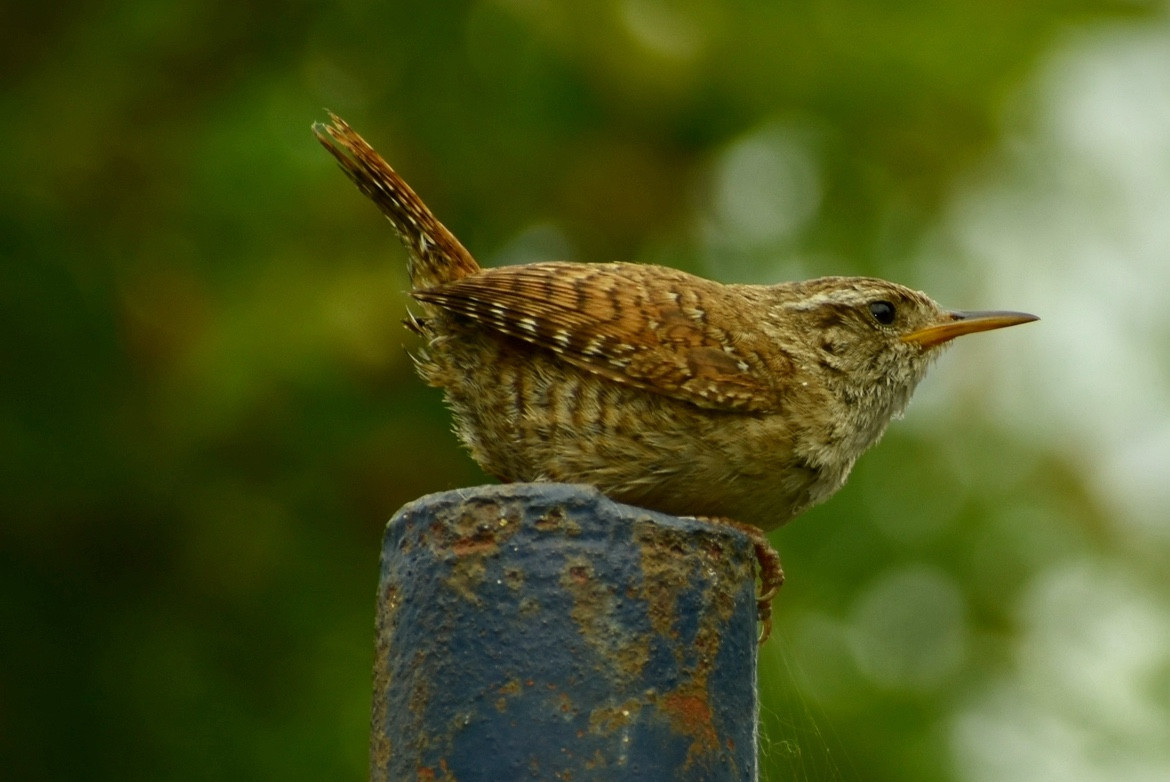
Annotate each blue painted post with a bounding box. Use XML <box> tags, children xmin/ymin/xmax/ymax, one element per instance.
<box><xmin>369</xmin><ymin>483</ymin><xmax>760</xmax><ymax>782</ymax></box>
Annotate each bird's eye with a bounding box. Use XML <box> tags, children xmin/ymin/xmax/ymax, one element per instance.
<box><xmin>869</xmin><ymin>300</ymin><xmax>896</xmax><ymax>325</ymax></box>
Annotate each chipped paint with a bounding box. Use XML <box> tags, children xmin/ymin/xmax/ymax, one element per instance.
<box><xmin>372</xmin><ymin>484</ymin><xmax>759</xmax><ymax>781</ymax></box>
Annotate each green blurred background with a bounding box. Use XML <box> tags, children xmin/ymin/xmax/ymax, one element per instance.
<box><xmin>5</xmin><ymin>1</ymin><xmax>1170</xmax><ymax>779</ymax></box>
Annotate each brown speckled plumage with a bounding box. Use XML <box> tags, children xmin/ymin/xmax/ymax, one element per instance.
<box><xmin>314</xmin><ymin>115</ymin><xmax>1037</xmax><ymax>638</ymax></box>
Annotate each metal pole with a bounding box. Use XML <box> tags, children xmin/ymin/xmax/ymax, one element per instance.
<box><xmin>370</xmin><ymin>483</ymin><xmax>760</xmax><ymax>781</ymax></box>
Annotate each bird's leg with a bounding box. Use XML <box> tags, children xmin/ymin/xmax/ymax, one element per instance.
<box><xmin>693</xmin><ymin>516</ymin><xmax>784</xmax><ymax>644</ymax></box>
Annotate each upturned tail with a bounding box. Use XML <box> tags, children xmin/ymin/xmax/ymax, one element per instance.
<box><xmin>313</xmin><ymin>114</ymin><xmax>480</xmax><ymax>290</ymax></box>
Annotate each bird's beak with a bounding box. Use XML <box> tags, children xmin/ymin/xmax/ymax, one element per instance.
<box><xmin>902</xmin><ymin>310</ymin><xmax>1039</xmax><ymax>349</ymax></box>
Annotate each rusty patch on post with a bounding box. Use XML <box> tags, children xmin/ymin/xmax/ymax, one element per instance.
<box><xmin>416</xmin><ymin>758</ymin><xmax>457</xmax><ymax>781</ymax></box>
<box><xmin>534</xmin><ymin>504</ymin><xmax>582</xmax><ymax>536</ymax></box>
<box><xmin>588</xmin><ymin>698</ymin><xmax>645</xmax><ymax>735</ymax></box>
<box><xmin>662</xmin><ymin>690</ymin><xmax>721</xmax><ymax>764</ymax></box>
<box><xmin>635</xmin><ymin>518</ymin><xmax>752</xmax><ymax>775</ymax></box>
<box><xmin>438</xmin><ymin>498</ymin><xmax>522</xmax><ymax>604</ymax></box>
<box><xmin>560</xmin><ymin>555</ymin><xmax>652</xmax><ymax>686</ymax></box>
<box><xmin>635</xmin><ymin>518</ymin><xmax>749</xmax><ymax>652</ymax></box>
<box><xmin>369</xmin><ymin>578</ymin><xmax>401</xmax><ymax>781</ymax></box>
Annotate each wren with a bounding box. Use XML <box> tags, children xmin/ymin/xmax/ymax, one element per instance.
<box><xmin>314</xmin><ymin>115</ymin><xmax>1037</xmax><ymax>640</ymax></box>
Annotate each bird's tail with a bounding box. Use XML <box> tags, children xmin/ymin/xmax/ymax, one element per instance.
<box><xmin>313</xmin><ymin>114</ymin><xmax>480</xmax><ymax>290</ymax></box>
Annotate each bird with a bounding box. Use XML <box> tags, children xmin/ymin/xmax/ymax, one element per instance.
<box><xmin>313</xmin><ymin>114</ymin><xmax>1037</xmax><ymax>640</ymax></box>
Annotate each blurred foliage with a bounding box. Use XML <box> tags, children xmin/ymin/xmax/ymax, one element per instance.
<box><xmin>0</xmin><ymin>0</ymin><xmax>1157</xmax><ymax>780</ymax></box>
